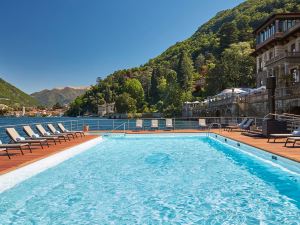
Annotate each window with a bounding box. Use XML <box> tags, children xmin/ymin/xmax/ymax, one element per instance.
<box><xmin>258</xmin><ymin>58</ymin><xmax>263</xmax><ymax>71</ymax></box>
<box><xmin>291</xmin><ymin>68</ymin><xmax>300</xmax><ymax>83</ymax></box>
<box><xmin>269</xmin><ymin>51</ymin><xmax>273</xmax><ymax>59</ymax></box>
<box><xmin>291</xmin><ymin>43</ymin><xmax>296</xmax><ymax>53</ymax></box>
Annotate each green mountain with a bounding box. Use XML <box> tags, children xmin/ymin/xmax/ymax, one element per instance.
<box><xmin>67</xmin><ymin>0</ymin><xmax>300</xmax><ymax>117</ymax></box>
<box><xmin>0</xmin><ymin>78</ymin><xmax>38</xmax><ymax>108</ymax></box>
<box><xmin>31</xmin><ymin>87</ymin><xmax>89</xmax><ymax>107</ymax></box>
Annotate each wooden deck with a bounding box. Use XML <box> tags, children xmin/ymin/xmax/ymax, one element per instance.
<box><xmin>0</xmin><ymin>135</ymin><xmax>98</xmax><ymax>175</ymax></box>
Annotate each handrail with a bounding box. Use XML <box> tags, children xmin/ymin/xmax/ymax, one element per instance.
<box><xmin>208</xmin><ymin>122</ymin><xmax>222</xmax><ymax>134</ymax></box>
<box><xmin>104</xmin><ymin>122</ymin><xmax>127</xmax><ymax>136</ymax></box>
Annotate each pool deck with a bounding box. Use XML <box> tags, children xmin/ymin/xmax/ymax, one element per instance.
<box><xmin>1</xmin><ymin>129</ymin><xmax>300</xmax><ymax>175</ymax></box>
<box><xmin>0</xmin><ymin>135</ymin><xmax>98</xmax><ymax>175</ymax></box>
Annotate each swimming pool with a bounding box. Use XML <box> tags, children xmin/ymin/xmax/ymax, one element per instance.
<box><xmin>0</xmin><ymin>134</ymin><xmax>299</xmax><ymax>224</ymax></box>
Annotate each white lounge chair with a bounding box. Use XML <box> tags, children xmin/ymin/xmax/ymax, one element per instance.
<box><xmin>198</xmin><ymin>119</ymin><xmax>208</xmax><ymax>129</ymax></box>
<box><xmin>225</xmin><ymin>118</ymin><xmax>248</xmax><ymax>131</ymax></box>
<box><xmin>165</xmin><ymin>119</ymin><xmax>173</xmax><ymax>130</ymax></box>
<box><xmin>47</xmin><ymin>124</ymin><xmax>74</xmax><ymax>140</ymax></box>
<box><xmin>23</xmin><ymin>125</ymin><xmax>60</xmax><ymax>145</ymax></box>
<box><xmin>135</xmin><ymin>119</ymin><xmax>143</xmax><ymax>130</ymax></box>
<box><xmin>0</xmin><ymin>140</ymin><xmax>30</xmax><ymax>159</ymax></box>
<box><xmin>58</xmin><ymin>123</ymin><xmax>84</xmax><ymax>137</ymax></box>
<box><xmin>36</xmin><ymin>124</ymin><xmax>69</xmax><ymax>142</ymax></box>
<box><xmin>269</xmin><ymin>127</ymin><xmax>300</xmax><ymax>143</ymax></box>
<box><xmin>151</xmin><ymin>120</ymin><xmax>159</xmax><ymax>130</ymax></box>
<box><xmin>6</xmin><ymin>127</ymin><xmax>49</xmax><ymax>148</ymax></box>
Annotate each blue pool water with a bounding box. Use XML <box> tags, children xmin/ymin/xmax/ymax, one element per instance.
<box><xmin>0</xmin><ymin>134</ymin><xmax>300</xmax><ymax>224</ymax></box>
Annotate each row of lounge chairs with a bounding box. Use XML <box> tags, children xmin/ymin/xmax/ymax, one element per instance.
<box><xmin>134</xmin><ymin>119</ymin><xmax>209</xmax><ymax>130</ymax></box>
<box><xmin>135</xmin><ymin>119</ymin><xmax>174</xmax><ymax>130</ymax></box>
<box><xmin>0</xmin><ymin>123</ymin><xmax>84</xmax><ymax>159</ymax></box>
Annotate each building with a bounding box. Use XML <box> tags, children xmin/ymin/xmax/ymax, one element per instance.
<box><xmin>183</xmin><ymin>13</ymin><xmax>300</xmax><ymax>117</ymax></box>
<box><xmin>253</xmin><ymin>13</ymin><xmax>300</xmax><ymax>114</ymax></box>
<box><xmin>98</xmin><ymin>103</ymin><xmax>115</xmax><ymax>117</ymax></box>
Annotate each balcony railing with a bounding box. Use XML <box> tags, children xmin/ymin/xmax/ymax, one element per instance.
<box><xmin>256</xmin><ymin>22</ymin><xmax>300</xmax><ymax>50</ymax></box>
<box><xmin>265</xmin><ymin>52</ymin><xmax>300</xmax><ymax>66</ymax></box>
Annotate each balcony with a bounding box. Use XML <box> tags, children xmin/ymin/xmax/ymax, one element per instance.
<box><xmin>265</xmin><ymin>52</ymin><xmax>300</xmax><ymax>66</ymax></box>
<box><xmin>256</xmin><ymin>22</ymin><xmax>300</xmax><ymax>51</ymax></box>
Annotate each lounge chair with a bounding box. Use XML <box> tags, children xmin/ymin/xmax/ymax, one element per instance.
<box><xmin>225</xmin><ymin>118</ymin><xmax>248</xmax><ymax>131</ymax></box>
<box><xmin>0</xmin><ymin>140</ymin><xmax>30</xmax><ymax>159</ymax></box>
<box><xmin>6</xmin><ymin>127</ymin><xmax>49</xmax><ymax>148</ymax></box>
<box><xmin>47</xmin><ymin>124</ymin><xmax>74</xmax><ymax>140</ymax></box>
<box><xmin>285</xmin><ymin>136</ymin><xmax>300</xmax><ymax>147</ymax></box>
<box><xmin>268</xmin><ymin>128</ymin><xmax>300</xmax><ymax>143</ymax></box>
<box><xmin>151</xmin><ymin>120</ymin><xmax>159</xmax><ymax>130</ymax></box>
<box><xmin>165</xmin><ymin>119</ymin><xmax>174</xmax><ymax>130</ymax></box>
<box><xmin>240</xmin><ymin>119</ymin><xmax>254</xmax><ymax>130</ymax></box>
<box><xmin>36</xmin><ymin>124</ymin><xmax>69</xmax><ymax>142</ymax></box>
<box><xmin>198</xmin><ymin>119</ymin><xmax>208</xmax><ymax>130</ymax></box>
<box><xmin>23</xmin><ymin>125</ymin><xmax>60</xmax><ymax>145</ymax></box>
<box><xmin>58</xmin><ymin>123</ymin><xmax>84</xmax><ymax>137</ymax></box>
<box><xmin>135</xmin><ymin>119</ymin><xmax>143</xmax><ymax>131</ymax></box>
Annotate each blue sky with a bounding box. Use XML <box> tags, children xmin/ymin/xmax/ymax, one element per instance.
<box><xmin>0</xmin><ymin>0</ymin><xmax>245</xmax><ymax>93</ymax></box>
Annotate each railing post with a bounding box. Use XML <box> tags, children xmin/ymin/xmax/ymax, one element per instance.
<box><xmin>174</xmin><ymin>118</ymin><xmax>176</xmax><ymax>130</ymax></box>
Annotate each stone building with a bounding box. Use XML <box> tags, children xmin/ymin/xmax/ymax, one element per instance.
<box><xmin>98</xmin><ymin>102</ymin><xmax>115</xmax><ymax>117</ymax></box>
<box><xmin>183</xmin><ymin>13</ymin><xmax>300</xmax><ymax>117</ymax></box>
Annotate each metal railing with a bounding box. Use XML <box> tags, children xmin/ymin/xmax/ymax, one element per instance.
<box><xmin>103</xmin><ymin>122</ymin><xmax>127</xmax><ymax>136</ymax></box>
<box><xmin>0</xmin><ymin>117</ymin><xmax>266</xmax><ymax>143</ymax></box>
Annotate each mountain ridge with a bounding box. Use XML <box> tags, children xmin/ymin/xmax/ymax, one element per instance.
<box><xmin>31</xmin><ymin>86</ymin><xmax>89</xmax><ymax>107</ymax></box>
<box><xmin>0</xmin><ymin>78</ymin><xmax>38</xmax><ymax>108</ymax></box>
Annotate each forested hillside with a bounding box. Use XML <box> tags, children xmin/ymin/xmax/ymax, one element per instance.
<box><xmin>67</xmin><ymin>0</ymin><xmax>300</xmax><ymax>117</ymax></box>
<box><xmin>0</xmin><ymin>78</ymin><xmax>38</xmax><ymax>108</ymax></box>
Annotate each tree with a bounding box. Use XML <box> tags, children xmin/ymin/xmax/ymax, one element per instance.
<box><xmin>150</xmin><ymin>67</ymin><xmax>161</xmax><ymax>104</ymax></box>
<box><xmin>219</xmin><ymin>22</ymin><xmax>239</xmax><ymax>51</ymax></box>
<box><xmin>115</xmin><ymin>93</ymin><xmax>137</xmax><ymax>113</ymax></box>
<box><xmin>124</xmin><ymin>78</ymin><xmax>144</xmax><ymax>106</ymax></box>
<box><xmin>221</xmin><ymin>42</ymin><xmax>255</xmax><ymax>87</ymax></box>
<box><xmin>177</xmin><ymin>50</ymin><xmax>195</xmax><ymax>91</ymax></box>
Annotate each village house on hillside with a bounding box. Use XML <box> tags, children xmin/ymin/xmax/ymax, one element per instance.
<box><xmin>183</xmin><ymin>13</ymin><xmax>300</xmax><ymax>117</ymax></box>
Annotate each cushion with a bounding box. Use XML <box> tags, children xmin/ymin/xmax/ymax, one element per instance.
<box><xmin>55</xmin><ymin>131</ymin><xmax>61</xmax><ymax>134</ymax></box>
<box><xmin>32</xmin><ymin>133</ymin><xmax>40</xmax><ymax>138</ymax></box>
<box><xmin>16</xmin><ymin>137</ymin><xmax>25</xmax><ymax>141</ymax></box>
<box><xmin>292</xmin><ymin>130</ymin><xmax>300</xmax><ymax>136</ymax></box>
<box><xmin>44</xmin><ymin>132</ymin><xmax>51</xmax><ymax>136</ymax></box>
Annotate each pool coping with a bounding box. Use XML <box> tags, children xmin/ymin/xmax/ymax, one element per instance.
<box><xmin>0</xmin><ymin>136</ymin><xmax>103</xmax><ymax>193</ymax></box>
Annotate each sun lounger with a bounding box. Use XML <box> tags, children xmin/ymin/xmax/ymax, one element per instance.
<box><xmin>23</xmin><ymin>125</ymin><xmax>60</xmax><ymax>145</ymax></box>
<box><xmin>198</xmin><ymin>119</ymin><xmax>208</xmax><ymax>130</ymax></box>
<box><xmin>135</xmin><ymin>119</ymin><xmax>143</xmax><ymax>131</ymax></box>
<box><xmin>165</xmin><ymin>119</ymin><xmax>174</xmax><ymax>130</ymax></box>
<box><xmin>241</xmin><ymin>119</ymin><xmax>254</xmax><ymax>130</ymax></box>
<box><xmin>6</xmin><ymin>127</ymin><xmax>49</xmax><ymax>148</ymax></box>
<box><xmin>0</xmin><ymin>140</ymin><xmax>30</xmax><ymax>159</ymax></box>
<box><xmin>151</xmin><ymin>120</ymin><xmax>159</xmax><ymax>130</ymax></box>
<box><xmin>57</xmin><ymin>123</ymin><xmax>84</xmax><ymax>137</ymax></box>
<box><xmin>285</xmin><ymin>136</ymin><xmax>300</xmax><ymax>147</ymax></box>
<box><xmin>47</xmin><ymin>124</ymin><xmax>74</xmax><ymax>140</ymax></box>
<box><xmin>36</xmin><ymin>124</ymin><xmax>69</xmax><ymax>142</ymax></box>
<box><xmin>268</xmin><ymin>128</ymin><xmax>300</xmax><ymax>143</ymax></box>
<box><xmin>225</xmin><ymin>118</ymin><xmax>248</xmax><ymax>131</ymax></box>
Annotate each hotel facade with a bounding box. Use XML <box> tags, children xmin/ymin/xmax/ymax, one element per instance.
<box><xmin>183</xmin><ymin>13</ymin><xmax>300</xmax><ymax>117</ymax></box>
